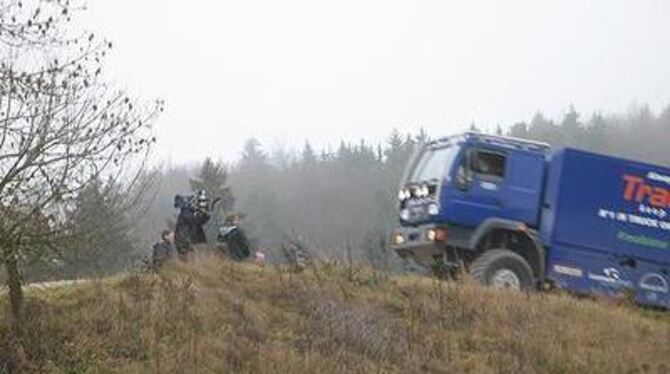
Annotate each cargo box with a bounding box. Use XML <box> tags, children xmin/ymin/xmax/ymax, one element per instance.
<box><xmin>542</xmin><ymin>148</ymin><xmax>670</xmax><ymax>307</ymax></box>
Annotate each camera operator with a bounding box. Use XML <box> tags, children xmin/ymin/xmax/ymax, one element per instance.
<box><xmin>174</xmin><ymin>191</ymin><xmax>211</xmax><ymax>260</ymax></box>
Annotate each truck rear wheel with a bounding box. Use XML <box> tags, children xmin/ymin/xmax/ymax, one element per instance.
<box><xmin>470</xmin><ymin>249</ymin><xmax>535</xmax><ymax>291</ymax></box>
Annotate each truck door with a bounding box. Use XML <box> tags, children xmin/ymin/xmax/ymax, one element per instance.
<box><xmin>448</xmin><ymin>148</ymin><xmax>507</xmax><ymax>226</ymax></box>
<box><xmin>504</xmin><ymin>152</ymin><xmax>545</xmax><ymax>226</ymax></box>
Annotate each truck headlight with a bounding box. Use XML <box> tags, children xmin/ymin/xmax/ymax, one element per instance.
<box><xmin>416</xmin><ymin>184</ymin><xmax>430</xmax><ymax>198</ymax></box>
<box><xmin>427</xmin><ymin>227</ymin><xmax>448</xmax><ymax>242</ymax></box>
<box><xmin>428</xmin><ymin>203</ymin><xmax>440</xmax><ymax>215</ymax></box>
<box><xmin>393</xmin><ymin>232</ymin><xmax>405</xmax><ymax>245</ymax></box>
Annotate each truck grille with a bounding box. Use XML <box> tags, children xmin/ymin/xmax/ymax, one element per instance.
<box><xmin>407</xmin><ymin>205</ymin><xmax>428</xmax><ymax>223</ymax></box>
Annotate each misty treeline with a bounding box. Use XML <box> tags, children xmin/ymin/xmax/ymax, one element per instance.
<box><xmin>506</xmin><ymin>104</ymin><xmax>670</xmax><ymax>166</ymax></box>
<box><xmin>140</xmin><ymin>132</ymin><xmax>421</xmax><ymax>269</ymax></box>
<box><xmin>19</xmin><ymin>104</ymin><xmax>670</xmax><ymax>282</ymax></box>
<box><xmin>141</xmin><ymin>104</ymin><xmax>670</xmax><ymax>266</ymax></box>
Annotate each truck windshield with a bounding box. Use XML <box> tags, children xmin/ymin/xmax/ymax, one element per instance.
<box><xmin>408</xmin><ymin>145</ymin><xmax>460</xmax><ymax>183</ymax></box>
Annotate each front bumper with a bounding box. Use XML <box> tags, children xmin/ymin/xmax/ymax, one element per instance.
<box><xmin>391</xmin><ymin>224</ymin><xmax>446</xmax><ymax>268</ymax></box>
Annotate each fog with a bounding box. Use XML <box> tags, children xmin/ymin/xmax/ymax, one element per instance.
<box><xmin>82</xmin><ymin>0</ymin><xmax>670</xmax><ymax>164</ymax></box>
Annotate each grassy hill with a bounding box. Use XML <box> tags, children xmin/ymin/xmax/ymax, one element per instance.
<box><xmin>1</xmin><ymin>255</ymin><xmax>669</xmax><ymax>373</ymax></box>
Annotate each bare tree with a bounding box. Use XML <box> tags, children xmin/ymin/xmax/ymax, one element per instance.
<box><xmin>0</xmin><ymin>0</ymin><xmax>161</xmax><ymax>361</ymax></box>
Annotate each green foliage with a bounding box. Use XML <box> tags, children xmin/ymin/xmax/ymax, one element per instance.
<box><xmin>190</xmin><ymin>158</ymin><xmax>235</xmax><ymax>242</ymax></box>
<box><xmin>227</xmin><ymin>130</ymin><xmax>419</xmax><ymax>266</ymax></box>
<box><xmin>61</xmin><ymin>179</ymin><xmax>138</xmax><ymax>279</ymax></box>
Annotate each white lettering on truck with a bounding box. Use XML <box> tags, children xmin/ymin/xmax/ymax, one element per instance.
<box><xmin>647</xmin><ymin>172</ymin><xmax>670</xmax><ymax>185</ymax></box>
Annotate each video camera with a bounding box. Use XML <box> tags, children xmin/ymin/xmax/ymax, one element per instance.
<box><xmin>174</xmin><ymin>190</ymin><xmax>210</xmax><ymax>213</ymax></box>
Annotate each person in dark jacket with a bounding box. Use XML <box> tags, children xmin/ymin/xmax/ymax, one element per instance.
<box><xmin>218</xmin><ymin>214</ymin><xmax>251</xmax><ymax>261</ymax></box>
<box><xmin>152</xmin><ymin>230</ymin><xmax>175</xmax><ymax>270</ymax></box>
<box><xmin>174</xmin><ymin>200</ymin><xmax>210</xmax><ymax>260</ymax></box>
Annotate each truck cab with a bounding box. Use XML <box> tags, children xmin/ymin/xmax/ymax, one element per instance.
<box><xmin>393</xmin><ymin>133</ymin><xmax>548</xmax><ymax>282</ymax></box>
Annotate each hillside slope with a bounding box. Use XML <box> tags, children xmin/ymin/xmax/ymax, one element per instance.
<box><xmin>1</xmin><ymin>256</ymin><xmax>669</xmax><ymax>373</ymax></box>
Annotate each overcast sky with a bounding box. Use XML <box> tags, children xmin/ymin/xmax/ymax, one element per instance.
<box><xmin>82</xmin><ymin>0</ymin><xmax>670</xmax><ymax>164</ymax></box>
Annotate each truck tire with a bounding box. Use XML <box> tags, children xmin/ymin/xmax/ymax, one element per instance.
<box><xmin>470</xmin><ymin>249</ymin><xmax>536</xmax><ymax>291</ymax></box>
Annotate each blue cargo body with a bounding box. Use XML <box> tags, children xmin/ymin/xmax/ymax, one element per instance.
<box><xmin>391</xmin><ymin>132</ymin><xmax>670</xmax><ymax>308</ymax></box>
<box><xmin>542</xmin><ymin>149</ymin><xmax>670</xmax><ymax>307</ymax></box>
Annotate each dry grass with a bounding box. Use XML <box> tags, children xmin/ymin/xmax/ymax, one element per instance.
<box><xmin>1</xmin><ymin>254</ymin><xmax>669</xmax><ymax>373</ymax></box>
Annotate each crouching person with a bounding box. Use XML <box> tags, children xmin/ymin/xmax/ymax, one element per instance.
<box><xmin>218</xmin><ymin>214</ymin><xmax>251</xmax><ymax>261</ymax></box>
<box><xmin>152</xmin><ymin>230</ymin><xmax>175</xmax><ymax>271</ymax></box>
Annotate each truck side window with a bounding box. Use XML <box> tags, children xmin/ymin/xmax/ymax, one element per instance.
<box><xmin>471</xmin><ymin>150</ymin><xmax>506</xmax><ymax>181</ymax></box>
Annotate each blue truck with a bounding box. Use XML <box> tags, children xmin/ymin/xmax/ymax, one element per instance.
<box><xmin>391</xmin><ymin>132</ymin><xmax>670</xmax><ymax>308</ymax></box>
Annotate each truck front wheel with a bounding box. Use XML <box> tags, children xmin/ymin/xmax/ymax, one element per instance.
<box><xmin>470</xmin><ymin>249</ymin><xmax>536</xmax><ymax>291</ymax></box>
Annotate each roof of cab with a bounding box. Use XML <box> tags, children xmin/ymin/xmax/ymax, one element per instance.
<box><xmin>428</xmin><ymin>132</ymin><xmax>551</xmax><ymax>153</ymax></box>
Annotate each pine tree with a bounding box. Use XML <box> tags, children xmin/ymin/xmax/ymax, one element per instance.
<box><xmin>584</xmin><ymin>113</ymin><xmax>608</xmax><ymax>153</ymax></box>
<box><xmin>190</xmin><ymin>158</ymin><xmax>235</xmax><ymax>241</ymax></box>
<box><xmin>271</xmin><ymin>146</ymin><xmax>293</xmax><ymax>170</ymax></box>
<box><xmin>302</xmin><ymin>141</ymin><xmax>317</xmax><ymax>165</ymax></box>
<box><xmin>65</xmin><ymin>179</ymin><xmax>135</xmax><ymax>278</ymax></box>
<box><xmin>528</xmin><ymin>112</ymin><xmax>562</xmax><ymax>145</ymax></box>
<box><xmin>233</xmin><ymin>138</ymin><xmax>281</xmax><ymax>245</ymax></box>
<box><xmin>241</xmin><ymin>138</ymin><xmax>268</xmax><ymax>167</ymax></box>
<box><xmin>508</xmin><ymin>122</ymin><xmax>528</xmax><ymax>138</ymax></box>
<box><xmin>561</xmin><ymin>105</ymin><xmax>584</xmax><ymax>146</ymax></box>
<box><xmin>415</xmin><ymin>127</ymin><xmax>429</xmax><ymax>144</ymax></box>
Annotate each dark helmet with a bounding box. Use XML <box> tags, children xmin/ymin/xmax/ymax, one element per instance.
<box><xmin>173</xmin><ymin>194</ymin><xmax>186</xmax><ymax>209</ymax></box>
